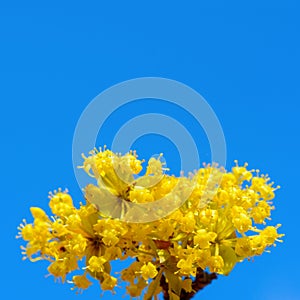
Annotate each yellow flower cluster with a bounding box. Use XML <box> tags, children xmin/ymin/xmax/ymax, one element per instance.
<box><xmin>18</xmin><ymin>148</ymin><xmax>283</xmax><ymax>299</ymax></box>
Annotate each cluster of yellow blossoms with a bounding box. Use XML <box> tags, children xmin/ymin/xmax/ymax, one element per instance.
<box><xmin>18</xmin><ymin>148</ymin><xmax>283</xmax><ymax>299</ymax></box>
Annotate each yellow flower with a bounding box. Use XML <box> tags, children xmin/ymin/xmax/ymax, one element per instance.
<box><xmin>177</xmin><ymin>256</ymin><xmax>196</xmax><ymax>277</ymax></box>
<box><xmin>17</xmin><ymin>148</ymin><xmax>283</xmax><ymax>298</ymax></box>
<box><xmin>251</xmin><ymin>177</ymin><xmax>275</xmax><ymax>200</ymax></box>
<box><xmin>208</xmin><ymin>255</ymin><xmax>224</xmax><ymax>273</ymax></box>
<box><xmin>231</xmin><ymin>206</ymin><xmax>252</xmax><ymax>233</ymax></box>
<box><xmin>261</xmin><ymin>226</ymin><xmax>282</xmax><ymax>245</ymax></box>
<box><xmin>232</xmin><ymin>162</ymin><xmax>253</xmax><ymax>182</ymax></box>
<box><xmin>140</xmin><ymin>262</ymin><xmax>158</xmax><ymax>280</ymax></box>
<box><xmin>251</xmin><ymin>201</ymin><xmax>272</xmax><ymax>224</ymax></box>
<box><xmin>101</xmin><ymin>273</ymin><xmax>117</xmax><ymax>290</ymax></box>
<box><xmin>20</xmin><ymin>223</ymin><xmax>34</xmax><ymax>241</ymax></box>
<box><xmin>235</xmin><ymin>237</ymin><xmax>253</xmax><ymax>257</ymax></box>
<box><xmin>199</xmin><ymin>209</ymin><xmax>218</xmax><ymax>226</ymax></box>
<box><xmin>194</xmin><ymin>230</ymin><xmax>217</xmax><ymax>249</ymax></box>
<box><xmin>129</xmin><ymin>188</ymin><xmax>154</xmax><ymax>203</ymax></box>
<box><xmin>121</xmin><ymin>261</ymin><xmax>142</xmax><ymax>284</ymax></box>
<box><xmin>71</xmin><ymin>275</ymin><xmax>92</xmax><ymax>290</ymax></box>
<box><xmin>49</xmin><ymin>192</ymin><xmax>74</xmax><ymax>216</ymax></box>
<box><xmin>126</xmin><ymin>278</ymin><xmax>147</xmax><ymax>297</ymax></box>
<box><xmin>87</xmin><ymin>256</ymin><xmax>107</xmax><ymax>273</ymax></box>
<box><xmin>66</xmin><ymin>234</ymin><xmax>87</xmax><ymax>257</ymax></box>
<box><xmin>47</xmin><ymin>256</ymin><xmax>78</xmax><ymax>282</ymax></box>
<box><xmin>180</xmin><ymin>211</ymin><xmax>196</xmax><ymax>233</ymax></box>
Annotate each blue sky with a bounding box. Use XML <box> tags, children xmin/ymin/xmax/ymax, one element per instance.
<box><xmin>1</xmin><ymin>1</ymin><xmax>299</xmax><ymax>299</ymax></box>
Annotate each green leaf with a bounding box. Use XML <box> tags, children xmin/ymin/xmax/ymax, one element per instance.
<box><xmin>103</xmin><ymin>261</ymin><xmax>111</xmax><ymax>274</ymax></box>
<box><xmin>169</xmin><ymin>291</ymin><xmax>180</xmax><ymax>300</ymax></box>
<box><xmin>80</xmin><ymin>212</ymin><xmax>99</xmax><ymax>236</ymax></box>
<box><xmin>164</xmin><ymin>269</ymin><xmax>182</xmax><ymax>297</ymax></box>
<box><xmin>219</xmin><ymin>245</ymin><xmax>238</xmax><ymax>275</ymax></box>
<box><xmin>144</xmin><ymin>269</ymin><xmax>163</xmax><ymax>300</ymax></box>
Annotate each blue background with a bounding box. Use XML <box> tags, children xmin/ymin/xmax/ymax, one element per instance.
<box><xmin>1</xmin><ymin>1</ymin><xmax>299</xmax><ymax>299</ymax></box>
